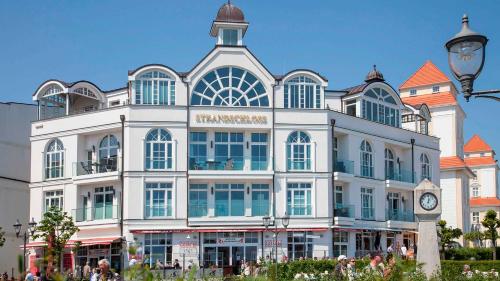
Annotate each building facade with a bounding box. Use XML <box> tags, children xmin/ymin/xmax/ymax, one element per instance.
<box><xmin>466</xmin><ymin>135</ymin><xmax>500</xmax><ymax>246</ymax></box>
<box><xmin>400</xmin><ymin>61</ymin><xmax>474</xmax><ymax>240</ymax></box>
<box><xmin>27</xmin><ymin>3</ymin><xmax>440</xmax><ymax>273</ymax></box>
<box><xmin>0</xmin><ymin>102</ymin><xmax>37</xmax><ymax>274</ymax></box>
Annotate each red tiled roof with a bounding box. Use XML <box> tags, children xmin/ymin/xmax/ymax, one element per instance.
<box><xmin>440</xmin><ymin>156</ymin><xmax>467</xmax><ymax>169</ymax></box>
<box><xmin>470</xmin><ymin>197</ymin><xmax>500</xmax><ymax>207</ymax></box>
<box><xmin>402</xmin><ymin>92</ymin><xmax>457</xmax><ymax>108</ymax></box>
<box><xmin>400</xmin><ymin>61</ymin><xmax>451</xmax><ymax>89</ymax></box>
<box><xmin>465</xmin><ymin>134</ymin><xmax>493</xmax><ymax>153</ymax></box>
<box><xmin>465</xmin><ymin>156</ymin><xmax>497</xmax><ymax>167</ymax></box>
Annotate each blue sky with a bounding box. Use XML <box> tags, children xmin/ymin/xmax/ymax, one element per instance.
<box><xmin>0</xmin><ymin>0</ymin><xmax>498</xmax><ymax>153</ymax></box>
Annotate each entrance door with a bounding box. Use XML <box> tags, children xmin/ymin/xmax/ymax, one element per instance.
<box><xmin>232</xmin><ymin>246</ymin><xmax>244</xmax><ymax>275</ymax></box>
<box><xmin>217</xmin><ymin>247</ymin><xmax>231</xmax><ymax>276</ymax></box>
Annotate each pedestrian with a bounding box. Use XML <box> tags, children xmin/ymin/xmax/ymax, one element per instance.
<box><xmin>364</xmin><ymin>252</ymin><xmax>383</xmax><ymax>276</ymax></box>
<box><xmin>25</xmin><ymin>270</ymin><xmax>34</xmax><ymax>281</ymax></box>
<box><xmin>96</xmin><ymin>259</ymin><xmax>114</xmax><ymax>281</ymax></box>
<box><xmin>463</xmin><ymin>264</ymin><xmax>473</xmax><ymax>279</ymax></box>
<box><xmin>400</xmin><ymin>243</ymin><xmax>408</xmax><ymax>260</ymax></box>
<box><xmin>334</xmin><ymin>255</ymin><xmax>347</xmax><ymax>280</ymax></box>
<box><xmin>387</xmin><ymin>243</ymin><xmax>393</xmax><ymax>254</ymax></box>
<box><xmin>383</xmin><ymin>253</ymin><xmax>396</xmax><ymax>278</ymax></box>
<box><xmin>347</xmin><ymin>258</ymin><xmax>357</xmax><ymax>281</ymax></box>
<box><xmin>173</xmin><ymin>259</ymin><xmax>181</xmax><ymax>269</ymax></box>
<box><xmin>83</xmin><ymin>262</ymin><xmax>91</xmax><ymax>279</ymax></box>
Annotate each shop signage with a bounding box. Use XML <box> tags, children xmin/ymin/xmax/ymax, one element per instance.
<box><xmin>264</xmin><ymin>240</ymin><xmax>282</xmax><ymax>247</ymax></box>
<box><xmin>177</xmin><ymin>240</ymin><xmax>198</xmax><ymax>256</ymax></box>
<box><xmin>216</xmin><ymin>237</ymin><xmax>244</xmax><ymax>245</ymax></box>
<box><xmin>195</xmin><ymin>114</ymin><xmax>267</xmax><ymax>124</ymax></box>
<box><xmin>89</xmin><ymin>248</ymin><xmax>110</xmax><ymax>257</ymax></box>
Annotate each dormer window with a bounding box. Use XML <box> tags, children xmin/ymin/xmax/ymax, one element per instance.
<box><xmin>361</xmin><ymin>88</ymin><xmax>401</xmax><ymax>127</ymax></box>
<box><xmin>410</xmin><ymin>89</ymin><xmax>417</xmax><ymax>96</ymax></box>
<box><xmin>432</xmin><ymin>85</ymin><xmax>440</xmax><ymax>93</ymax></box>
<box><xmin>222</xmin><ymin>29</ymin><xmax>239</xmax><ymax>45</ymax></box>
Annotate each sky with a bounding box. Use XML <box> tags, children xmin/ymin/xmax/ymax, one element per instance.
<box><xmin>0</xmin><ymin>0</ymin><xmax>498</xmax><ymax>153</ymax></box>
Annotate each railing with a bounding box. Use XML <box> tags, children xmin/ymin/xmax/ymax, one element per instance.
<box><xmin>188</xmin><ymin>206</ymin><xmax>208</xmax><ymax>218</ymax></box>
<box><xmin>386</xmin><ymin>169</ymin><xmax>416</xmax><ymax>184</ymax></box>
<box><xmin>45</xmin><ymin>167</ymin><xmax>64</xmax><ymax>179</ymax></box>
<box><xmin>386</xmin><ymin>209</ymin><xmax>415</xmax><ymax>222</ymax></box>
<box><xmin>251</xmin><ymin>160</ymin><xmax>268</xmax><ymax>171</ymax></box>
<box><xmin>73</xmin><ymin>157</ymin><xmax>118</xmax><ymax>176</ymax></box>
<box><xmin>334</xmin><ymin>204</ymin><xmax>355</xmax><ymax>218</ymax></box>
<box><xmin>72</xmin><ymin>205</ymin><xmax>120</xmax><ymax>222</ymax></box>
<box><xmin>361</xmin><ymin>207</ymin><xmax>375</xmax><ymax>220</ymax></box>
<box><xmin>334</xmin><ymin>160</ymin><xmax>354</xmax><ymax>174</ymax></box>
<box><xmin>189</xmin><ymin>158</ymin><xmax>244</xmax><ymax>171</ymax></box>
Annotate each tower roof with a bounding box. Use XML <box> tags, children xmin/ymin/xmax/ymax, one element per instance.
<box><xmin>464</xmin><ymin>134</ymin><xmax>493</xmax><ymax>153</ymax></box>
<box><xmin>365</xmin><ymin>65</ymin><xmax>385</xmax><ymax>83</ymax></box>
<box><xmin>399</xmin><ymin>61</ymin><xmax>450</xmax><ymax>90</ymax></box>
<box><xmin>215</xmin><ymin>2</ymin><xmax>245</xmax><ymax>23</ymax></box>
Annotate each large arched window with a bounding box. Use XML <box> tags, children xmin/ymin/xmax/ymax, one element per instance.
<box><xmin>360</xmin><ymin>140</ymin><xmax>373</xmax><ymax>178</ymax></box>
<box><xmin>385</xmin><ymin>148</ymin><xmax>395</xmax><ymax>180</ymax></box>
<box><xmin>191</xmin><ymin>66</ymin><xmax>269</xmax><ymax>107</ymax></box>
<box><xmin>99</xmin><ymin>135</ymin><xmax>118</xmax><ymax>172</ymax></box>
<box><xmin>134</xmin><ymin>71</ymin><xmax>175</xmax><ymax>105</ymax></box>
<box><xmin>145</xmin><ymin>129</ymin><xmax>173</xmax><ymax>170</ymax></box>
<box><xmin>420</xmin><ymin>153</ymin><xmax>431</xmax><ymax>180</ymax></box>
<box><xmin>45</xmin><ymin>139</ymin><xmax>64</xmax><ymax>179</ymax></box>
<box><xmin>361</xmin><ymin>88</ymin><xmax>400</xmax><ymax>127</ymax></box>
<box><xmin>287</xmin><ymin>131</ymin><xmax>311</xmax><ymax>170</ymax></box>
<box><xmin>284</xmin><ymin>76</ymin><xmax>321</xmax><ymax>109</ymax></box>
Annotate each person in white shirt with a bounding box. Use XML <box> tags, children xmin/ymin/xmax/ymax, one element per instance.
<box><xmin>400</xmin><ymin>244</ymin><xmax>408</xmax><ymax>260</ymax></box>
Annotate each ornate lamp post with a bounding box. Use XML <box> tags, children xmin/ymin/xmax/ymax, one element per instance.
<box><xmin>13</xmin><ymin>218</ymin><xmax>37</xmax><ymax>274</ymax></box>
<box><xmin>445</xmin><ymin>15</ymin><xmax>499</xmax><ymax>101</ymax></box>
<box><xmin>263</xmin><ymin>213</ymin><xmax>289</xmax><ymax>280</ymax></box>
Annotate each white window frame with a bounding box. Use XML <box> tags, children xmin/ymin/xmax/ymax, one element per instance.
<box><xmin>360</xmin><ymin>140</ymin><xmax>374</xmax><ymax>178</ymax></box>
<box><xmin>145</xmin><ymin>182</ymin><xmax>173</xmax><ymax>218</ymax></box>
<box><xmin>287</xmin><ymin>183</ymin><xmax>312</xmax><ymax>216</ymax></box>
<box><xmin>420</xmin><ymin>153</ymin><xmax>431</xmax><ymax>181</ymax></box>
<box><xmin>134</xmin><ymin>71</ymin><xmax>175</xmax><ymax>105</ymax></box>
<box><xmin>45</xmin><ymin>190</ymin><xmax>64</xmax><ymax>211</ymax></box>
<box><xmin>287</xmin><ymin>131</ymin><xmax>311</xmax><ymax>171</ymax></box>
<box><xmin>145</xmin><ymin>129</ymin><xmax>174</xmax><ymax>170</ymax></box>
<box><xmin>361</xmin><ymin>187</ymin><xmax>374</xmax><ymax>220</ymax></box>
<box><xmin>45</xmin><ymin>139</ymin><xmax>64</xmax><ymax>179</ymax></box>
<box><xmin>333</xmin><ymin>231</ymin><xmax>349</xmax><ymax>256</ymax></box>
<box><xmin>283</xmin><ymin>76</ymin><xmax>322</xmax><ymax>109</ymax></box>
<box><xmin>472</xmin><ymin>212</ymin><xmax>480</xmax><ymax>224</ymax></box>
<box><xmin>432</xmin><ymin>85</ymin><xmax>440</xmax><ymax>93</ymax></box>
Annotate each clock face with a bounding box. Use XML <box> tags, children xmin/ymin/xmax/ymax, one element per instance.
<box><xmin>420</xmin><ymin>192</ymin><xmax>438</xmax><ymax>211</ymax></box>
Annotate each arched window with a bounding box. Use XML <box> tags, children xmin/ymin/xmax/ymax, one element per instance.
<box><xmin>45</xmin><ymin>139</ymin><xmax>64</xmax><ymax>179</ymax></box>
<box><xmin>145</xmin><ymin>129</ymin><xmax>173</xmax><ymax>170</ymax></box>
<box><xmin>420</xmin><ymin>153</ymin><xmax>431</xmax><ymax>180</ymax></box>
<box><xmin>361</xmin><ymin>88</ymin><xmax>400</xmax><ymax>127</ymax></box>
<box><xmin>99</xmin><ymin>135</ymin><xmax>118</xmax><ymax>172</ymax></box>
<box><xmin>191</xmin><ymin>67</ymin><xmax>269</xmax><ymax>107</ymax></box>
<box><xmin>360</xmin><ymin>140</ymin><xmax>373</xmax><ymax>178</ymax></box>
<box><xmin>385</xmin><ymin>148</ymin><xmax>395</xmax><ymax>180</ymax></box>
<box><xmin>284</xmin><ymin>76</ymin><xmax>321</xmax><ymax>109</ymax></box>
<box><xmin>134</xmin><ymin>71</ymin><xmax>175</xmax><ymax>105</ymax></box>
<box><xmin>286</xmin><ymin>131</ymin><xmax>311</xmax><ymax>170</ymax></box>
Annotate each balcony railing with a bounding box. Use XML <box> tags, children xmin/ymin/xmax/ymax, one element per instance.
<box><xmin>334</xmin><ymin>160</ymin><xmax>354</xmax><ymax>174</ymax></box>
<box><xmin>189</xmin><ymin>158</ymin><xmax>244</xmax><ymax>171</ymax></box>
<box><xmin>361</xmin><ymin>207</ymin><xmax>375</xmax><ymax>220</ymax></box>
<box><xmin>334</xmin><ymin>204</ymin><xmax>355</xmax><ymax>218</ymax></box>
<box><xmin>386</xmin><ymin>209</ymin><xmax>415</xmax><ymax>222</ymax></box>
<box><xmin>386</xmin><ymin>169</ymin><xmax>416</xmax><ymax>184</ymax></box>
<box><xmin>73</xmin><ymin>157</ymin><xmax>118</xmax><ymax>176</ymax></box>
<box><xmin>72</xmin><ymin>205</ymin><xmax>120</xmax><ymax>222</ymax></box>
<box><xmin>188</xmin><ymin>206</ymin><xmax>208</xmax><ymax>218</ymax></box>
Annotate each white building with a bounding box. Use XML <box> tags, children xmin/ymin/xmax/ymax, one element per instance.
<box><xmin>27</xmin><ymin>3</ymin><xmax>440</xmax><ymax>273</ymax></box>
<box><xmin>400</xmin><ymin>61</ymin><xmax>475</xmax><ymax>241</ymax></box>
<box><xmin>0</xmin><ymin>102</ymin><xmax>37</xmax><ymax>274</ymax></box>
<box><xmin>466</xmin><ymin>135</ymin><xmax>500</xmax><ymax>246</ymax></box>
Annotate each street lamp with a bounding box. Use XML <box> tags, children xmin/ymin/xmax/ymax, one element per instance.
<box><xmin>13</xmin><ymin>218</ymin><xmax>37</xmax><ymax>275</ymax></box>
<box><xmin>445</xmin><ymin>15</ymin><xmax>500</xmax><ymax>101</ymax></box>
<box><xmin>263</xmin><ymin>213</ymin><xmax>290</xmax><ymax>281</ymax></box>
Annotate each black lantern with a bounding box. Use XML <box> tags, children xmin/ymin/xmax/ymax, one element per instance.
<box><xmin>282</xmin><ymin>212</ymin><xmax>290</xmax><ymax>229</ymax></box>
<box><xmin>13</xmin><ymin>219</ymin><xmax>22</xmax><ymax>238</ymax></box>
<box><xmin>445</xmin><ymin>15</ymin><xmax>488</xmax><ymax>101</ymax></box>
<box><xmin>28</xmin><ymin>217</ymin><xmax>37</xmax><ymax>236</ymax></box>
<box><xmin>262</xmin><ymin>216</ymin><xmax>271</xmax><ymax>229</ymax></box>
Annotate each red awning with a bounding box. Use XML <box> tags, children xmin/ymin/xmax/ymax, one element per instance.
<box><xmin>131</xmin><ymin>228</ymin><xmax>329</xmax><ymax>234</ymax></box>
<box><xmin>21</xmin><ymin>237</ymin><xmax>121</xmax><ymax>248</ymax></box>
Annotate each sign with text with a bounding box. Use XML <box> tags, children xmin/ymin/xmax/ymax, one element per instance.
<box><xmin>89</xmin><ymin>248</ymin><xmax>110</xmax><ymax>257</ymax></box>
<box><xmin>217</xmin><ymin>237</ymin><xmax>245</xmax><ymax>245</ymax></box>
<box><xmin>195</xmin><ymin>114</ymin><xmax>267</xmax><ymax>125</ymax></box>
<box><xmin>177</xmin><ymin>240</ymin><xmax>198</xmax><ymax>256</ymax></box>
<box><xmin>264</xmin><ymin>240</ymin><xmax>282</xmax><ymax>247</ymax></box>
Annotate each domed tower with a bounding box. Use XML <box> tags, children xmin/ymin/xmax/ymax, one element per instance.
<box><xmin>365</xmin><ymin>65</ymin><xmax>385</xmax><ymax>83</ymax></box>
<box><xmin>210</xmin><ymin>1</ymin><xmax>248</xmax><ymax>46</ymax></box>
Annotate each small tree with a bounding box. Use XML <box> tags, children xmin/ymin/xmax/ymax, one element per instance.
<box><xmin>481</xmin><ymin>209</ymin><xmax>500</xmax><ymax>260</ymax></box>
<box><xmin>464</xmin><ymin>230</ymin><xmax>486</xmax><ymax>248</ymax></box>
<box><xmin>0</xmin><ymin>227</ymin><xmax>5</xmax><ymax>247</ymax></box>
<box><xmin>437</xmin><ymin>220</ymin><xmax>463</xmax><ymax>259</ymax></box>
<box><xmin>32</xmin><ymin>206</ymin><xmax>79</xmax><ymax>274</ymax></box>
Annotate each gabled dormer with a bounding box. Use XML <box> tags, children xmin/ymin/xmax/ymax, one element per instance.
<box><xmin>210</xmin><ymin>2</ymin><xmax>248</xmax><ymax>46</ymax></box>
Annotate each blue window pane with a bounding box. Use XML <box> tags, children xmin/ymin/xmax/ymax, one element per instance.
<box><xmin>231</xmin><ymin>191</ymin><xmax>245</xmax><ymax>216</ymax></box>
<box><xmin>215</xmin><ymin>191</ymin><xmax>229</xmax><ymax>216</ymax></box>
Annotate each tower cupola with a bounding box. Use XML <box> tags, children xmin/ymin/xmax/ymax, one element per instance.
<box><xmin>210</xmin><ymin>1</ymin><xmax>248</xmax><ymax>46</ymax></box>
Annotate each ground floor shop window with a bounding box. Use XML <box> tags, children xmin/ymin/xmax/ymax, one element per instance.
<box><xmin>76</xmin><ymin>242</ymin><xmax>121</xmax><ymax>271</ymax></box>
<box><xmin>355</xmin><ymin>230</ymin><xmax>377</xmax><ymax>258</ymax></box>
<box><xmin>287</xmin><ymin>231</ymin><xmax>313</xmax><ymax>260</ymax></box>
<box><xmin>333</xmin><ymin>231</ymin><xmax>348</xmax><ymax>257</ymax></box>
<box><xmin>144</xmin><ymin>233</ymin><xmax>173</xmax><ymax>268</ymax></box>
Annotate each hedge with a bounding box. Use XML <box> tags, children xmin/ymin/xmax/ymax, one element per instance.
<box><xmin>445</xmin><ymin>248</ymin><xmax>494</xmax><ymax>260</ymax></box>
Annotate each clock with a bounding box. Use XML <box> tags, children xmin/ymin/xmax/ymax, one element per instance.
<box><xmin>419</xmin><ymin>192</ymin><xmax>438</xmax><ymax>211</ymax></box>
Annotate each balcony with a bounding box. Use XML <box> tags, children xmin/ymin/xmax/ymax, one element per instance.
<box><xmin>361</xmin><ymin>207</ymin><xmax>375</xmax><ymax>220</ymax></box>
<box><xmin>386</xmin><ymin>209</ymin><xmax>415</xmax><ymax>222</ymax></box>
<box><xmin>73</xmin><ymin>158</ymin><xmax>118</xmax><ymax>176</ymax></box>
<box><xmin>189</xmin><ymin>158</ymin><xmax>244</xmax><ymax>171</ymax></box>
<box><xmin>386</xmin><ymin>169</ymin><xmax>416</xmax><ymax>184</ymax></box>
<box><xmin>334</xmin><ymin>204</ymin><xmax>355</xmax><ymax>226</ymax></box>
<box><xmin>334</xmin><ymin>160</ymin><xmax>354</xmax><ymax>174</ymax></box>
<box><xmin>72</xmin><ymin>205</ymin><xmax>120</xmax><ymax>223</ymax></box>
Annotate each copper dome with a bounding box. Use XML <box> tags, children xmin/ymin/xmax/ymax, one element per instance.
<box><xmin>215</xmin><ymin>2</ymin><xmax>245</xmax><ymax>23</ymax></box>
<box><xmin>365</xmin><ymin>65</ymin><xmax>385</xmax><ymax>82</ymax></box>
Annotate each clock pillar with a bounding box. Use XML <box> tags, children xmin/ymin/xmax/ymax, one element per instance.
<box><xmin>414</xmin><ymin>179</ymin><xmax>442</xmax><ymax>278</ymax></box>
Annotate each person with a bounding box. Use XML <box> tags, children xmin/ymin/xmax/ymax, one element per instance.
<box><xmin>90</xmin><ymin>268</ymin><xmax>97</xmax><ymax>281</ymax></box>
<box><xmin>253</xmin><ymin>263</ymin><xmax>260</xmax><ymax>277</ymax></box>
<box><xmin>173</xmin><ymin>259</ymin><xmax>181</xmax><ymax>269</ymax></box>
<box><xmin>334</xmin><ymin>255</ymin><xmax>347</xmax><ymax>280</ymax></box>
<box><xmin>387</xmin><ymin>243</ymin><xmax>393</xmax><ymax>254</ymax></box>
<box><xmin>243</xmin><ymin>261</ymin><xmax>251</xmax><ymax>276</ymax></box>
<box><xmin>346</xmin><ymin>258</ymin><xmax>357</xmax><ymax>281</ymax></box>
<box><xmin>155</xmin><ymin>259</ymin><xmax>164</xmax><ymax>269</ymax></box>
<box><xmin>96</xmin><ymin>259</ymin><xmax>114</xmax><ymax>281</ymax></box>
<box><xmin>83</xmin><ymin>262</ymin><xmax>91</xmax><ymax>278</ymax></box>
<box><xmin>128</xmin><ymin>256</ymin><xmax>137</xmax><ymax>267</ymax></box>
<box><xmin>463</xmin><ymin>264</ymin><xmax>473</xmax><ymax>278</ymax></box>
<box><xmin>383</xmin><ymin>253</ymin><xmax>396</xmax><ymax>278</ymax></box>
<box><xmin>400</xmin><ymin>244</ymin><xmax>408</xmax><ymax>260</ymax></box>
<box><xmin>209</xmin><ymin>264</ymin><xmax>217</xmax><ymax>276</ymax></box>
<box><xmin>364</xmin><ymin>252</ymin><xmax>383</xmax><ymax>276</ymax></box>
<box><xmin>25</xmin><ymin>271</ymin><xmax>34</xmax><ymax>281</ymax></box>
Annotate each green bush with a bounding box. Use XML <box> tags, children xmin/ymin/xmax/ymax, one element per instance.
<box><xmin>445</xmin><ymin>248</ymin><xmax>494</xmax><ymax>260</ymax></box>
<box><xmin>441</xmin><ymin>260</ymin><xmax>500</xmax><ymax>274</ymax></box>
